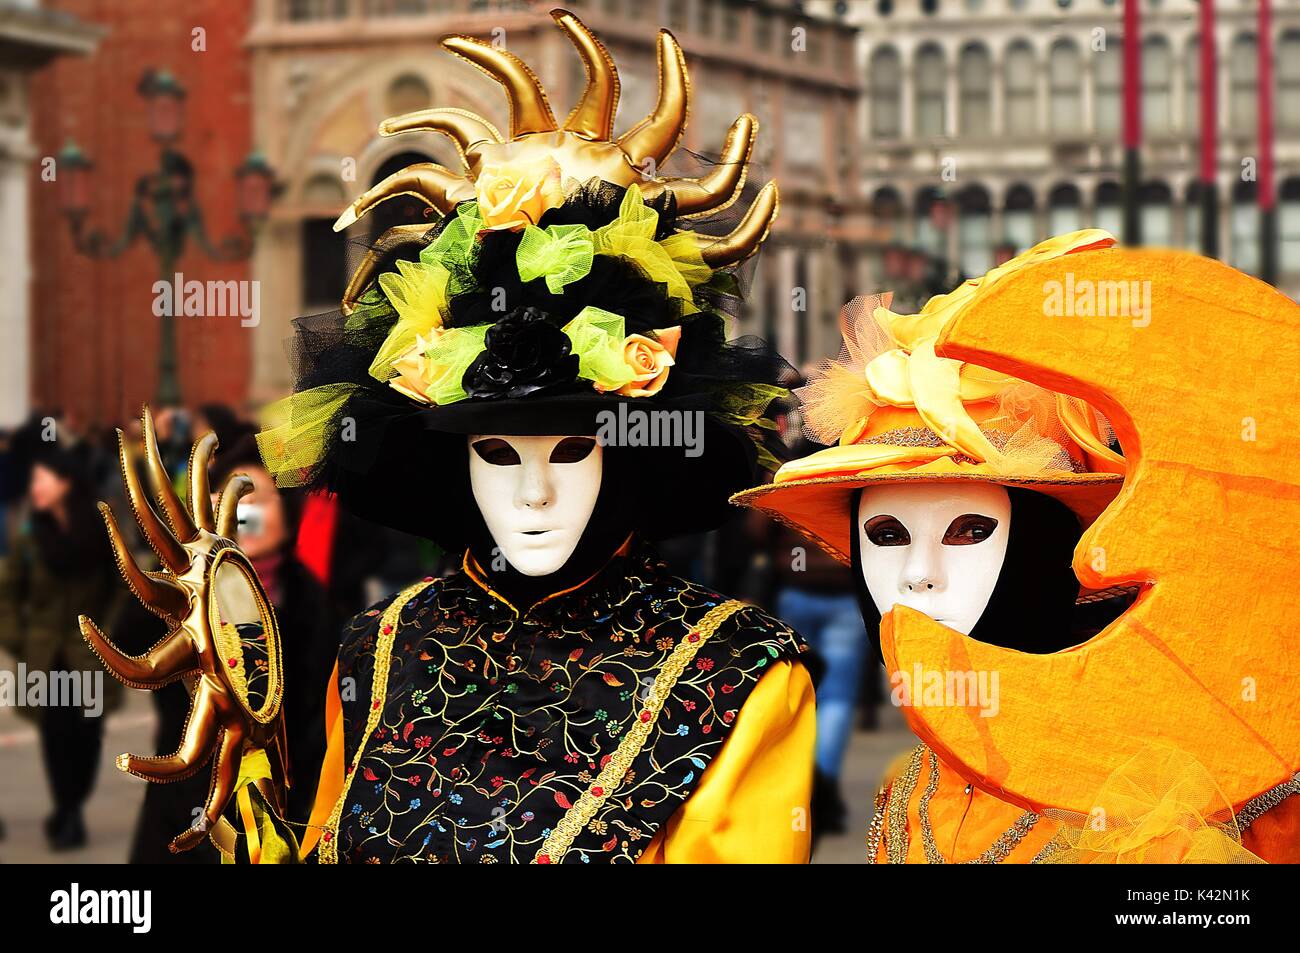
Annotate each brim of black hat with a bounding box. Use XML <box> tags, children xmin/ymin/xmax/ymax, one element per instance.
<box><xmin>327</xmin><ymin>391</ymin><xmax>758</xmax><ymax>550</ymax></box>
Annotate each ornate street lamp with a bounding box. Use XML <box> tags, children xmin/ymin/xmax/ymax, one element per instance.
<box><xmin>59</xmin><ymin>68</ymin><xmax>277</xmax><ymax>406</ymax></box>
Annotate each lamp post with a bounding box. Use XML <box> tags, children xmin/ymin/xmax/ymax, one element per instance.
<box><xmin>58</xmin><ymin>69</ymin><xmax>276</xmax><ymax>406</ymax></box>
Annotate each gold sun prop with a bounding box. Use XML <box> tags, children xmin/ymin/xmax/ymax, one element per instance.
<box><xmin>79</xmin><ymin>408</ymin><xmax>289</xmax><ymax>855</ymax></box>
<box><xmin>333</xmin><ymin>8</ymin><xmax>778</xmax><ymax>313</ymax></box>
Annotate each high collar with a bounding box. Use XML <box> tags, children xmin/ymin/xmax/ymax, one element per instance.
<box><xmin>461</xmin><ymin>533</ymin><xmax>638</xmax><ymax>618</ymax></box>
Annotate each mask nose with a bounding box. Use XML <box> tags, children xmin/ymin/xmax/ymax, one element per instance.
<box><xmin>900</xmin><ymin>542</ymin><xmax>945</xmax><ymax>595</ymax></box>
<box><xmin>516</xmin><ymin>461</ymin><xmax>554</xmax><ymax>509</ymax></box>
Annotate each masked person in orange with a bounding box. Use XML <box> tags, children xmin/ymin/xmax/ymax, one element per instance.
<box><xmin>736</xmin><ymin>230</ymin><xmax>1300</xmax><ymax>863</ymax></box>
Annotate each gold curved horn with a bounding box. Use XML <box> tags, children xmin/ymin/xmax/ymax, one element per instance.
<box><xmin>378</xmin><ymin>107</ymin><xmax>502</xmax><ymax>174</ymax></box>
<box><xmin>118</xmin><ymin>681</ymin><xmax>223</xmax><ymax>784</ymax></box>
<box><xmin>441</xmin><ymin>34</ymin><xmax>557</xmax><ymax>138</ymax></box>
<box><xmin>641</xmin><ymin>113</ymin><xmax>756</xmax><ymax>217</ymax></box>
<box><xmin>553</xmin><ymin>9</ymin><xmax>619</xmax><ymax>142</ymax></box>
<box><xmin>216</xmin><ymin>474</ymin><xmax>255</xmax><ymax>541</ymax></box>
<box><xmin>143</xmin><ymin>406</ymin><xmax>198</xmax><ymax>543</ymax></box>
<box><xmin>188</xmin><ymin>431</ymin><xmax>218</xmax><ymax>534</ymax></box>
<box><xmin>80</xmin><ymin>617</ymin><xmax>199</xmax><ymax>691</ymax></box>
<box><xmin>117</xmin><ymin>428</ymin><xmax>189</xmax><ymax>573</ymax></box>
<box><xmin>339</xmin><ymin>222</ymin><xmax>434</xmax><ymax>315</ymax></box>
<box><xmin>691</xmin><ymin>180</ymin><xmax>780</xmax><ymax>267</ymax></box>
<box><xmin>99</xmin><ymin>503</ymin><xmax>190</xmax><ymax>622</ymax></box>
<box><xmin>333</xmin><ymin>163</ymin><xmax>474</xmax><ymax>232</ymax></box>
<box><xmin>618</xmin><ymin>29</ymin><xmax>689</xmax><ymax>170</ymax></box>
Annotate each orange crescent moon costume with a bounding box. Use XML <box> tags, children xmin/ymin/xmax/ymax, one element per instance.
<box><xmin>737</xmin><ymin>231</ymin><xmax>1300</xmax><ymax>863</ymax></box>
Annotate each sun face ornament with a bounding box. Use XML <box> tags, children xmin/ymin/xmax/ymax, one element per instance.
<box><xmin>80</xmin><ymin>407</ymin><xmax>290</xmax><ymax>857</ymax></box>
<box><xmin>332</xmin><ymin>7</ymin><xmax>777</xmax><ymax>315</ymax></box>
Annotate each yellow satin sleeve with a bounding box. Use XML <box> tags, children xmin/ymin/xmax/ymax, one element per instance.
<box><xmin>637</xmin><ymin>659</ymin><xmax>816</xmax><ymax>864</ymax></box>
<box><xmin>301</xmin><ymin>657</ymin><xmax>816</xmax><ymax>863</ymax></box>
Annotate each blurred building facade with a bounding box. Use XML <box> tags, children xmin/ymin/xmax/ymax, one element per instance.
<box><xmin>29</xmin><ymin>0</ymin><xmax>257</xmax><ymax>427</ymax></box>
<box><xmin>810</xmin><ymin>0</ymin><xmax>1300</xmax><ymax>299</ymax></box>
<box><xmin>1</xmin><ymin>0</ymin><xmax>100</xmax><ymax>428</ymax></box>
<box><xmin>247</xmin><ymin>0</ymin><xmax>871</xmax><ymax>392</ymax></box>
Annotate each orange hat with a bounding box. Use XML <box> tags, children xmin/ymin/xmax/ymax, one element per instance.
<box><xmin>734</xmin><ymin>230</ymin><xmax>1125</xmax><ymax>563</ymax></box>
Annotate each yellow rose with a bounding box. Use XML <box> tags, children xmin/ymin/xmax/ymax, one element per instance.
<box><xmin>614</xmin><ymin>326</ymin><xmax>681</xmax><ymax>398</ymax></box>
<box><xmin>475</xmin><ymin>157</ymin><xmax>565</xmax><ymax>231</ymax></box>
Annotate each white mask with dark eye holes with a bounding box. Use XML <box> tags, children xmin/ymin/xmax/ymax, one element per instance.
<box><xmin>856</xmin><ymin>482</ymin><xmax>1011</xmax><ymax>636</ymax></box>
<box><xmin>468</xmin><ymin>434</ymin><xmax>603</xmax><ymax>578</ymax></box>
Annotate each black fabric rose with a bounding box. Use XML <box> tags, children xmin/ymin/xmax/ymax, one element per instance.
<box><xmin>461</xmin><ymin>306</ymin><xmax>579</xmax><ymax>400</ymax></box>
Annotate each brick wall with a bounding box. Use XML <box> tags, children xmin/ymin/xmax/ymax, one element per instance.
<box><xmin>29</xmin><ymin>0</ymin><xmax>254</xmax><ymax>428</ymax></box>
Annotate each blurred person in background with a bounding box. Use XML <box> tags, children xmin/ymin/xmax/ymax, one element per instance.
<box><xmin>128</xmin><ymin>432</ymin><xmax>341</xmax><ymax>862</ymax></box>
<box><xmin>751</xmin><ymin>391</ymin><xmax>875</xmax><ymax>840</ymax></box>
<box><xmin>0</xmin><ymin>443</ymin><xmax>125</xmax><ymax>850</ymax></box>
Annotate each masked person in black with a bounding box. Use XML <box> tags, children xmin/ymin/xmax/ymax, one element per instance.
<box><xmin>83</xmin><ymin>11</ymin><xmax>814</xmax><ymax>864</ymax></box>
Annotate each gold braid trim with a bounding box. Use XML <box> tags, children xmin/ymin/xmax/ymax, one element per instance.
<box><xmin>533</xmin><ymin>599</ymin><xmax>747</xmax><ymax>865</ymax></box>
<box><xmin>318</xmin><ymin>580</ymin><xmax>434</xmax><ymax>864</ymax></box>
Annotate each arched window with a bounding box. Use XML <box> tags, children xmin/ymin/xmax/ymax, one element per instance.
<box><xmin>959</xmin><ymin>43</ymin><xmax>993</xmax><ymax>135</ymax></box>
<box><xmin>385</xmin><ymin>73</ymin><xmax>431</xmax><ymax>117</ymax></box>
<box><xmin>873</xmin><ymin>186</ymin><xmax>904</xmax><ymax>240</ymax></box>
<box><xmin>915</xmin><ymin>186</ymin><xmax>947</xmax><ymax>255</ymax></box>
<box><xmin>1004</xmin><ymin>41</ymin><xmax>1036</xmax><ymax>135</ymax></box>
<box><xmin>1049</xmin><ymin>40</ymin><xmax>1082</xmax><ymax>134</ymax></box>
<box><xmin>1048</xmin><ymin>183</ymin><xmax>1082</xmax><ymax>235</ymax></box>
<box><xmin>1095</xmin><ymin>38</ymin><xmax>1122</xmax><ymax>135</ymax></box>
<box><xmin>1095</xmin><ymin>181</ymin><xmax>1122</xmax><ymax>236</ymax></box>
<box><xmin>1142</xmin><ymin>37</ymin><xmax>1172</xmax><ymax>133</ymax></box>
<box><xmin>1003</xmin><ymin>184</ymin><xmax>1036</xmax><ymax>252</ymax></box>
<box><xmin>1140</xmin><ymin>181</ymin><xmax>1173</xmax><ymax>247</ymax></box>
<box><xmin>870</xmin><ymin>45</ymin><xmax>903</xmax><ymax>138</ymax></box>
<box><xmin>1230</xmin><ymin>34</ymin><xmax>1258</xmax><ymax>132</ymax></box>
<box><xmin>1232</xmin><ymin>179</ymin><xmax>1259</xmax><ymax>273</ymax></box>
<box><xmin>958</xmin><ymin>185</ymin><xmax>992</xmax><ymax>277</ymax></box>
<box><xmin>1281</xmin><ymin>178</ymin><xmax>1300</xmax><ymax>273</ymax></box>
<box><xmin>1280</xmin><ymin>33</ymin><xmax>1300</xmax><ymax>131</ymax></box>
<box><xmin>1185</xmin><ymin>35</ymin><xmax>1200</xmax><ymax>134</ymax></box>
<box><xmin>915</xmin><ymin>44</ymin><xmax>948</xmax><ymax>137</ymax></box>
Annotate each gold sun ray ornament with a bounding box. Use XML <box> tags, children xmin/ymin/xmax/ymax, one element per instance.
<box><xmin>80</xmin><ymin>407</ymin><xmax>291</xmax><ymax>857</ymax></box>
<box><xmin>332</xmin><ymin>7</ymin><xmax>779</xmax><ymax>313</ymax></box>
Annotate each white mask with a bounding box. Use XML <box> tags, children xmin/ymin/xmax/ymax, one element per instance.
<box><xmin>856</xmin><ymin>482</ymin><xmax>1011</xmax><ymax>635</ymax></box>
<box><xmin>468</xmin><ymin>434</ymin><xmax>603</xmax><ymax>577</ymax></box>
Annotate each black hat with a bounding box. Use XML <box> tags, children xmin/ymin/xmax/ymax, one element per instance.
<box><xmin>256</xmin><ymin>10</ymin><xmax>787</xmax><ymax>549</ymax></box>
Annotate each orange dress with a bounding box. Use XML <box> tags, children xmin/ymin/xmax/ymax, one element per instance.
<box><xmin>870</xmin><ymin>744</ymin><xmax>1300</xmax><ymax>864</ymax></box>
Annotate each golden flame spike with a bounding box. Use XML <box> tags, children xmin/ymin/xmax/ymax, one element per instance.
<box><xmin>188</xmin><ymin>431</ymin><xmax>218</xmax><ymax>534</ymax></box>
<box><xmin>440</xmin><ymin>33</ymin><xmax>557</xmax><ymax>138</ymax></box>
<box><xmin>117</xmin><ymin>427</ymin><xmax>190</xmax><ymax>574</ymax></box>
<box><xmin>378</xmin><ymin>107</ymin><xmax>502</xmax><ymax>175</ymax></box>
<box><xmin>99</xmin><ymin>502</ymin><xmax>190</xmax><ymax>623</ymax></box>
<box><xmin>118</xmin><ymin>681</ymin><xmax>223</xmax><ymax>785</ymax></box>
<box><xmin>692</xmin><ymin>180</ymin><xmax>780</xmax><ymax>267</ymax></box>
<box><xmin>618</xmin><ymin>29</ymin><xmax>689</xmax><ymax>171</ymax></box>
<box><xmin>79</xmin><ymin>617</ymin><xmax>199</xmax><ymax>691</ymax></box>
<box><xmin>333</xmin><ymin>163</ymin><xmax>474</xmax><ymax>232</ymax></box>
<box><xmin>143</xmin><ymin>406</ymin><xmax>198</xmax><ymax>543</ymax></box>
<box><xmin>641</xmin><ymin>113</ymin><xmax>756</xmax><ymax>217</ymax></box>
<box><xmin>339</xmin><ymin>222</ymin><xmax>434</xmax><ymax>315</ymax></box>
<box><xmin>553</xmin><ymin>8</ymin><xmax>620</xmax><ymax>142</ymax></box>
<box><xmin>216</xmin><ymin>474</ymin><xmax>255</xmax><ymax>541</ymax></box>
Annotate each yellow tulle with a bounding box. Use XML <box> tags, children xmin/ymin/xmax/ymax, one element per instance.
<box><xmin>256</xmin><ymin>383</ymin><xmax>360</xmax><ymax>487</ymax></box>
<box><xmin>372</xmin><ymin>258</ymin><xmax>449</xmax><ymax>382</ymax></box>
<box><xmin>1040</xmin><ymin>747</ymin><xmax>1266</xmax><ymax>864</ymax></box>
<box><xmin>516</xmin><ymin>222</ymin><xmax>595</xmax><ymax>293</ymax></box>
<box><xmin>389</xmin><ymin>324</ymin><xmax>490</xmax><ymax>405</ymax></box>
<box><xmin>592</xmin><ymin>186</ymin><xmax>707</xmax><ymax>312</ymax></box>
<box><xmin>561</xmin><ymin>306</ymin><xmax>636</xmax><ymax>392</ymax></box>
